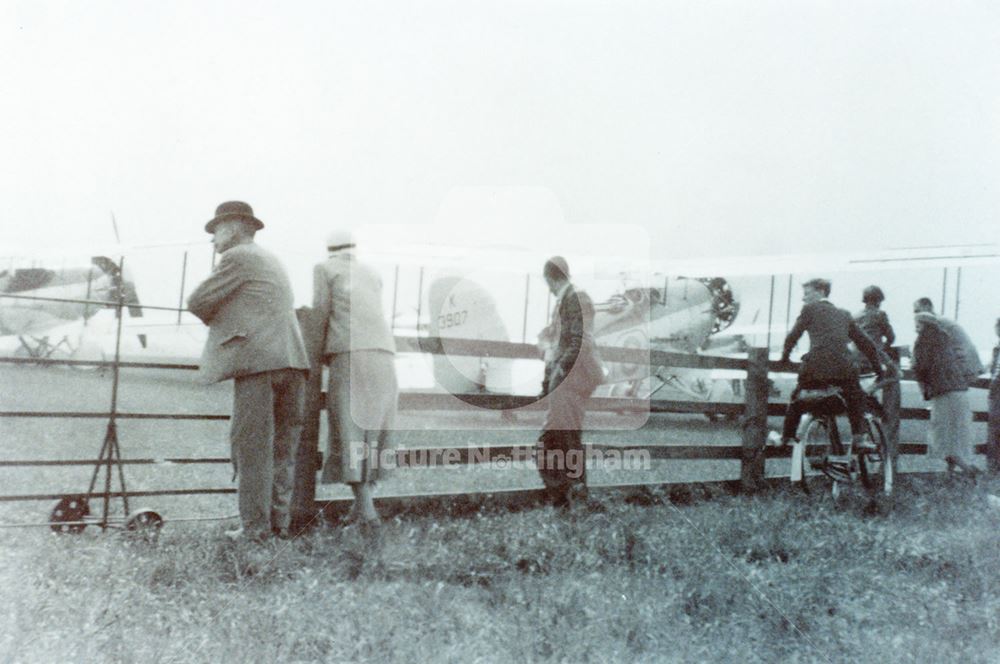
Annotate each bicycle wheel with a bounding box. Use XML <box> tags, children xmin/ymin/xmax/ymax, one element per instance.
<box><xmin>801</xmin><ymin>415</ymin><xmax>836</xmax><ymax>493</ymax></box>
<box><xmin>858</xmin><ymin>417</ymin><xmax>893</xmax><ymax>497</ymax></box>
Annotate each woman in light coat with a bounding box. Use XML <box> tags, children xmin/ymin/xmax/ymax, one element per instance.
<box><xmin>313</xmin><ymin>231</ymin><xmax>398</xmax><ymax>525</ymax></box>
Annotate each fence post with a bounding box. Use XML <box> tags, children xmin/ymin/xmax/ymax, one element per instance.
<box><xmin>292</xmin><ymin>307</ymin><xmax>324</xmax><ymax>532</ymax></box>
<box><xmin>883</xmin><ymin>361</ymin><xmax>902</xmax><ymax>464</ymax></box>
<box><xmin>741</xmin><ymin>347</ymin><xmax>768</xmax><ymax>492</ymax></box>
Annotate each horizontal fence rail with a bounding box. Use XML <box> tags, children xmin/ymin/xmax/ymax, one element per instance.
<box><xmin>0</xmin><ymin>292</ymin><xmax>184</xmax><ymax>313</ymax></box>
<box><xmin>0</xmin><ymin>488</ymin><xmax>237</xmax><ymax>504</ymax></box>
<box><xmin>0</xmin><ymin>398</ymin><xmax>987</xmax><ymax>422</ymax></box>
<box><xmin>0</xmin><ymin>411</ymin><xmax>228</xmax><ymax>420</ymax></box>
<box><xmin>2</xmin><ymin>333</ymin><xmax>990</xmax><ymax>389</ymax></box>
<box><xmin>0</xmin><ymin>441</ymin><xmax>990</xmax><ymax>471</ymax></box>
<box><xmin>0</xmin><ymin>438</ymin><xmax>990</xmax><ymax>504</ymax></box>
<box><xmin>0</xmin><ymin>357</ymin><xmax>200</xmax><ymax>370</ymax></box>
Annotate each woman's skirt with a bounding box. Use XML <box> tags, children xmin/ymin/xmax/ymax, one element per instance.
<box><xmin>929</xmin><ymin>389</ymin><xmax>972</xmax><ymax>462</ymax></box>
<box><xmin>321</xmin><ymin>350</ymin><xmax>398</xmax><ymax>484</ymax></box>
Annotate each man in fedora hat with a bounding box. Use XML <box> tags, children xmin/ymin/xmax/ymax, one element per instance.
<box><xmin>188</xmin><ymin>201</ymin><xmax>310</xmax><ymax>542</ymax></box>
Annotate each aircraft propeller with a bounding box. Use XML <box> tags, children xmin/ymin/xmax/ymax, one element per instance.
<box><xmin>90</xmin><ymin>256</ymin><xmax>143</xmax><ymax>318</ymax></box>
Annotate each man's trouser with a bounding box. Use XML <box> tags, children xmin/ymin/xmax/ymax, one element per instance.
<box><xmin>537</xmin><ymin>385</ymin><xmax>589</xmax><ymax>506</ymax></box>
<box><xmin>988</xmin><ymin>391</ymin><xmax>1000</xmax><ymax>474</ymax></box>
<box><xmin>781</xmin><ymin>378</ymin><xmax>867</xmax><ymax>443</ymax></box>
<box><xmin>231</xmin><ymin>369</ymin><xmax>305</xmax><ymax>537</ymax></box>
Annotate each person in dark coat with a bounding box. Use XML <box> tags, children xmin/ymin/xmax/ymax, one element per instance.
<box><xmin>536</xmin><ymin>256</ymin><xmax>604</xmax><ymax>509</ymax></box>
<box><xmin>855</xmin><ymin>285</ymin><xmax>896</xmax><ymax>363</ymax></box>
<box><xmin>913</xmin><ymin>297</ymin><xmax>984</xmax><ymax>384</ymax></box>
<box><xmin>913</xmin><ymin>312</ymin><xmax>977</xmax><ymax>477</ymax></box>
<box><xmin>986</xmin><ymin>318</ymin><xmax>1000</xmax><ymax>474</ymax></box>
<box><xmin>779</xmin><ymin>278</ymin><xmax>883</xmax><ymax>452</ymax></box>
<box><xmin>855</xmin><ymin>285</ymin><xmax>901</xmax><ymax>460</ymax></box>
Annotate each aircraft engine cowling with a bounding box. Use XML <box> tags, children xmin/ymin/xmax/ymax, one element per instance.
<box><xmin>698</xmin><ymin>277</ymin><xmax>739</xmax><ymax>334</ymax></box>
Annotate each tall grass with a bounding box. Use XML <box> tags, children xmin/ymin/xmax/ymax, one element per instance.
<box><xmin>2</xmin><ymin>474</ymin><xmax>999</xmax><ymax>663</ymax></box>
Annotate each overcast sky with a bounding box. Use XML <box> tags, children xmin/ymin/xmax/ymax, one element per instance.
<box><xmin>2</xmin><ymin>1</ymin><xmax>998</xmax><ymax>260</ymax></box>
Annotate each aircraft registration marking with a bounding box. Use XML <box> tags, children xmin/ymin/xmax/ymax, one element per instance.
<box><xmin>438</xmin><ymin>310</ymin><xmax>469</xmax><ymax>330</ymax></box>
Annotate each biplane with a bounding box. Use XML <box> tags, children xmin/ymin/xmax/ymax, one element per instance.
<box><xmin>0</xmin><ymin>255</ymin><xmax>143</xmax><ymax>360</ymax></box>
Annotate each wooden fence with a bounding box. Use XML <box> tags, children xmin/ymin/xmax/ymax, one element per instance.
<box><xmin>0</xmin><ymin>319</ymin><xmax>994</xmax><ymax>525</ymax></box>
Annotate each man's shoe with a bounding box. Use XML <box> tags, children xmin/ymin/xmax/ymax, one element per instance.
<box><xmin>767</xmin><ymin>431</ymin><xmax>788</xmax><ymax>447</ymax></box>
<box><xmin>272</xmin><ymin>527</ymin><xmax>292</xmax><ymax>540</ymax></box>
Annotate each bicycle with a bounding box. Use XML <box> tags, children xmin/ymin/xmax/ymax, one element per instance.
<box><xmin>789</xmin><ymin>374</ymin><xmax>896</xmax><ymax>501</ymax></box>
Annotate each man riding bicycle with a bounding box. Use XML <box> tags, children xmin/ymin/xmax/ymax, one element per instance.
<box><xmin>779</xmin><ymin>278</ymin><xmax>885</xmax><ymax>459</ymax></box>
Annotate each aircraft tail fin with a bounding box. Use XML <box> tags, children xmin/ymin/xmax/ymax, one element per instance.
<box><xmin>427</xmin><ymin>275</ymin><xmax>513</xmax><ymax>393</ymax></box>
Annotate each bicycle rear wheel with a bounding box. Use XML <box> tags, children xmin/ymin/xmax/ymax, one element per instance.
<box><xmin>801</xmin><ymin>415</ymin><xmax>837</xmax><ymax>493</ymax></box>
<box><xmin>859</xmin><ymin>417</ymin><xmax>893</xmax><ymax>497</ymax></box>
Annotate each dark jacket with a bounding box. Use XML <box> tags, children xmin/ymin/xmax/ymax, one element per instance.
<box><xmin>989</xmin><ymin>345</ymin><xmax>1000</xmax><ymax>399</ymax></box>
<box><xmin>913</xmin><ymin>322</ymin><xmax>968</xmax><ymax>400</ymax></box>
<box><xmin>936</xmin><ymin>316</ymin><xmax>984</xmax><ymax>383</ymax></box>
<box><xmin>783</xmin><ymin>300</ymin><xmax>881</xmax><ymax>384</ymax></box>
<box><xmin>854</xmin><ymin>306</ymin><xmax>897</xmax><ymax>362</ymax></box>
<box><xmin>545</xmin><ymin>285</ymin><xmax>604</xmax><ymax>395</ymax></box>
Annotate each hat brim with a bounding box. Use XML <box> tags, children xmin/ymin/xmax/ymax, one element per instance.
<box><xmin>205</xmin><ymin>213</ymin><xmax>265</xmax><ymax>234</ymax></box>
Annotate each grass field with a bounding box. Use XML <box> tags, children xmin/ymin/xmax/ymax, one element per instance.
<box><xmin>2</xmin><ymin>364</ymin><xmax>999</xmax><ymax>662</ymax></box>
<box><xmin>1</xmin><ymin>477</ymin><xmax>999</xmax><ymax>663</ymax></box>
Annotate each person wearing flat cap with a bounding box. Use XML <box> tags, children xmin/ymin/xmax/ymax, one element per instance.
<box><xmin>312</xmin><ymin>230</ymin><xmax>398</xmax><ymax>528</ymax></box>
<box><xmin>187</xmin><ymin>201</ymin><xmax>310</xmax><ymax>542</ymax></box>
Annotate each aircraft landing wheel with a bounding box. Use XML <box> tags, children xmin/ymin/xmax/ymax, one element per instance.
<box><xmin>50</xmin><ymin>495</ymin><xmax>90</xmax><ymax>534</ymax></box>
<box><xmin>125</xmin><ymin>509</ymin><xmax>164</xmax><ymax>540</ymax></box>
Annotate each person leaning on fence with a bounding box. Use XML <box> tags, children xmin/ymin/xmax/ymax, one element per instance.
<box><xmin>312</xmin><ymin>231</ymin><xmax>398</xmax><ymax>528</ymax></box>
<box><xmin>987</xmin><ymin>318</ymin><xmax>1000</xmax><ymax>475</ymax></box>
<box><xmin>855</xmin><ymin>285</ymin><xmax>902</xmax><ymax>458</ymax></box>
<box><xmin>913</xmin><ymin>312</ymin><xmax>979</xmax><ymax>480</ymax></box>
<box><xmin>913</xmin><ymin>297</ymin><xmax>984</xmax><ymax>384</ymax></box>
<box><xmin>778</xmin><ymin>278</ymin><xmax>884</xmax><ymax>457</ymax></box>
<box><xmin>187</xmin><ymin>201</ymin><xmax>310</xmax><ymax>543</ymax></box>
<box><xmin>536</xmin><ymin>256</ymin><xmax>604</xmax><ymax>509</ymax></box>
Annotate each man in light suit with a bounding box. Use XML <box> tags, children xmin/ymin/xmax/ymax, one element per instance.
<box><xmin>537</xmin><ymin>256</ymin><xmax>604</xmax><ymax>509</ymax></box>
<box><xmin>187</xmin><ymin>201</ymin><xmax>310</xmax><ymax>542</ymax></box>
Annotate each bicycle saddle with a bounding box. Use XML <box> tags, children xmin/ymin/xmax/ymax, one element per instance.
<box><xmin>795</xmin><ymin>387</ymin><xmax>843</xmax><ymax>402</ymax></box>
